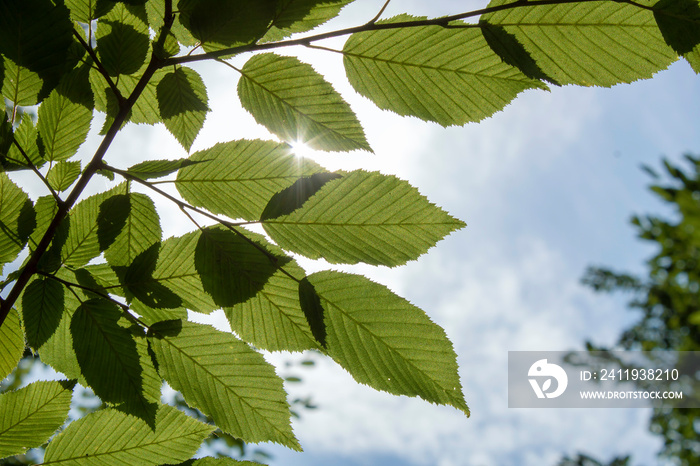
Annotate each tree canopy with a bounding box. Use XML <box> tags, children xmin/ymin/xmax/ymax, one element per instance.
<box><xmin>1</xmin><ymin>0</ymin><xmax>699</xmax><ymax>464</ymax></box>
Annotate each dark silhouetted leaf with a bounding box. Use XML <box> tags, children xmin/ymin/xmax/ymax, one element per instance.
<box><xmin>22</xmin><ymin>276</ymin><xmax>64</xmax><ymax>349</ymax></box>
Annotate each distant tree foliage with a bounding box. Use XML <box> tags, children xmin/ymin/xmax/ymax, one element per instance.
<box><xmin>580</xmin><ymin>155</ymin><xmax>700</xmax><ymax>465</ymax></box>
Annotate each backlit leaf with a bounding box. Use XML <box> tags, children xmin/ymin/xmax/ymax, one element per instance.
<box><xmin>149</xmin><ymin>230</ymin><xmax>218</xmax><ymax>313</ymax></box>
<box><xmin>60</xmin><ymin>184</ymin><xmax>128</xmax><ymax>267</ymax></box>
<box><xmin>0</xmin><ymin>308</ymin><xmax>23</xmax><ymax>381</ymax></box>
<box><xmin>5</xmin><ymin>113</ymin><xmax>44</xmax><ymax>169</ymax></box>
<box><xmin>0</xmin><ymin>0</ymin><xmax>74</xmax><ymax>104</ymax></box>
<box><xmin>37</xmin><ymin>63</ymin><xmax>94</xmax><ymax>162</ymax></box>
<box><xmin>0</xmin><ymin>173</ymin><xmax>34</xmax><ymax>267</ymax></box>
<box><xmin>96</xmin><ymin>3</ymin><xmax>150</xmax><ymax>76</ymax></box>
<box><xmin>224</xmin><ymin>232</ymin><xmax>318</xmax><ymax>352</ymax></box>
<box><xmin>263</xmin><ymin>170</ymin><xmax>465</xmax><ymax>266</ymax></box>
<box><xmin>194</xmin><ymin>225</ymin><xmax>281</xmax><ymax>307</ymax></box>
<box><xmin>127</xmin><ymin>158</ymin><xmax>200</xmax><ymax>180</ymax></box>
<box><xmin>65</xmin><ymin>0</ymin><xmax>116</xmax><ymax>23</ymax></box>
<box><xmin>0</xmin><ymin>381</ymin><xmax>73</xmax><ymax>459</ymax></box>
<box><xmin>238</xmin><ymin>53</ymin><xmax>370</xmax><ymax>152</ymax></box>
<box><xmin>104</xmin><ymin>192</ymin><xmax>162</xmax><ymax>268</ymax></box>
<box><xmin>43</xmin><ymin>405</ymin><xmax>214</xmax><ymax>465</ymax></box>
<box><xmin>46</xmin><ymin>161</ymin><xmax>81</xmax><ymax>192</ymax></box>
<box><xmin>343</xmin><ymin>15</ymin><xmax>546</xmax><ymax>126</ymax></box>
<box><xmin>481</xmin><ymin>0</ymin><xmax>677</xmax><ymax>87</ymax></box>
<box><xmin>148</xmin><ymin>320</ymin><xmax>300</xmax><ymax>449</ymax></box>
<box><xmin>176</xmin><ymin>139</ymin><xmax>323</xmax><ymax>221</ymax></box>
<box><xmin>157</xmin><ymin>67</ymin><xmax>208</xmax><ymax>151</ymax></box>
<box><xmin>305</xmin><ymin>271</ymin><xmax>469</xmax><ymax>414</ymax></box>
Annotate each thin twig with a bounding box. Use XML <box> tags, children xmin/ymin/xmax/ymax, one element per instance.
<box><xmin>368</xmin><ymin>0</ymin><xmax>392</xmax><ymax>25</ymax></box>
<box><xmin>11</xmin><ymin>140</ymin><xmax>62</xmax><ymax>204</ymax></box>
<box><xmin>39</xmin><ymin>271</ymin><xmax>149</xmax><ymax>329</ymax></box>
<box><xmin>73</xmin><ymin>29</ymin><xmax>125</xmax><ymax>106</ymax></box>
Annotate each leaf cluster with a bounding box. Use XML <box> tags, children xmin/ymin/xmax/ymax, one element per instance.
<box><xmin>0</xmin><ymin>0</ymin><xmax>698</xmax><ymax>463</ymax></box>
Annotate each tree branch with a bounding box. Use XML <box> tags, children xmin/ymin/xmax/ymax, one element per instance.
<box><xmin>161</xmin><ymin>0</ymin><xmax>603</xmax><ymax>66</ymax></box>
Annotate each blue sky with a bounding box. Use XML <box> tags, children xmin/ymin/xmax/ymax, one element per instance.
<box><xmin>5</xmin><ymin>1</ymin><xmax>700</xmax><ymax>465</ymax></box>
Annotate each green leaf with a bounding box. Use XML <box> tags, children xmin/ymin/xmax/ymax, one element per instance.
<box><xmin>5</xmin><ymin>113</ymin><xmax>45</xmax><ymax>169</ymax></box>
<box><xmin>65</xmin><ymin>0</ymin><xmax>116</xmax><ymax>23</ymax></box>
<box><xmin>148</xmin><ymin>320</ymin><xmax>300</xmax><ymax>449</ymax></box>
<box><xmin>343</xmin><ymin>15</ymin><xmax>546</xmax><ymax>126</ymax></box>
<box><xmin>120</xmin><ymin>243</ymin><xmax>183</xmax><ymax>309</ymax></box>
<box><xmin>126</xmin><ymin>158</ymin><xmax>201</xmax><ymax>180</ymax></box>
<box><xmin>305</xmin><ymin>270</ymin><xmax>469</xmax><ymax>414</ymax></box>
<box><xmin>0</xmin><ymin>381</ymin><xmax>73</xmax><ymax>459</ymax></box>
<box><xmin>653</xmin><ymin>0</ymin><xmax>700</xmax><ymax>73</ymax></box>
<box><xmin>480</xmin><ymin>23</ymin><xmax>558</xmax><ymax>85</ymax></box>
<box><xmin>43</xmin><ymin>405</ymin><xmax>214</xmax><ymax>465</ymax></box>
<box><xmin>177</xmin><ymin>458</ymin><xmax>261</xmax><ymax>466</ymax></box>
<box><xmin>104</xmin><ymin>192</ymin><xmax>162</xmax><ymax>267</ymax></box>
<box><xmin>157</xmin><ymin>67</ymin><xmax>209</xmax><ymax>152</ymax></box>
<box><xmin>262</xmin><ymin>170</ymin><xmax>465</xmax><ymax>266</ymax></box>
<box><xmin>238</xmin><ymin>53</ymin><xmax>370</xmax><ymax>152</ymax></box>
<box><xmin>0</xmin><ymin>308</ymin><xmax>24</xmax><ymax>381</ymax></box>
<box><xmin>0</xmin><ymin>116</ymin><xmax>14</xmax><ymax>169</ymax></box>
<box><xmin>149</xmin><ymin>230</ymin><xmax>218</xmax><ymax>313</ymax></box>
<box><xmin>90</xmin><ymin>66</ymin><xmax>168</xmax><ymax>125</ymax></box>
<box><xmin>260</xmin><ymin>172</ymin><xmax>342</xmax><ymax>220</ymax></box>
<box><xmin>0</xmin><ymin>0</ymin><xmax>75</xmax><ymax>104</ymax></box>
<box><xmin>29</xmin><ymin>277</ymin><xmax>83</xmax><ymax>381</ymax></box>
<box><xmin>37</xmin><ymin>63</ymin><xmax>94</xmax><ymax>162</ymax></box>
<box><xmin>194</xmin><ymin>225</ymin><xmax>281</xmax><ymax>307</ymax></box>
<box><xmin>60</xmin><ymin>184</ymin><xmax>128</xmax><ymax>267</ymax></box>
<box><xmin>178</xmin><ymin>0</ymin><xmax>278</xmax><ymax>52</ymax></box>
<box><xmin>224</xmin><ymin>232</ymin><xmax>318</xmax><ymax>352</ymax></box>
<box><xmin>175</xmin><ymin>139</ymin><xmax>323</xmax><ymax>221</ymax></box>
<box><xmin>0</xmin><ymin>173</ymin><xmax>35</xmax><ymax>267</ymax></box>
<box><xmin>28</xmin><ymin>195</ymin><xmax>59</xmax><ymax>252</ymax></box>
<box><xmin>71</xmin><ymin>298</ymin><xmax>156</xmax><ymax>423</ymax></box>
<box><xmin>1</xmin><ymin>57</ymin><xmax>45</xmax><ymax>107</ymax></box>
<box><xmin>481</xmin><ymin>0</ymin><xmax>678</xmax><ymax>87</ymax></box>
<box><xmin>46</xmin><ymin>161</ymin><xmax>81</xmax><ymax>192</ymax></box>
<box><xmin>131</xmin><ymin>299</ymin><xmax>187</xmax><ymax>326</ymax></box>
<box><xmin>96</xmin><ymin>3</ymin><xmax>150</xmax><ymax>76</ymax></box>
<box><xmin>22</xmin><ymin>276</ymin><xmax>65</xmax><ymax>349</ymax></box>
<box><xmin>261</xmin><ymin>0</ymin><xmax>355</xmax><ymax>42</ymax></box>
